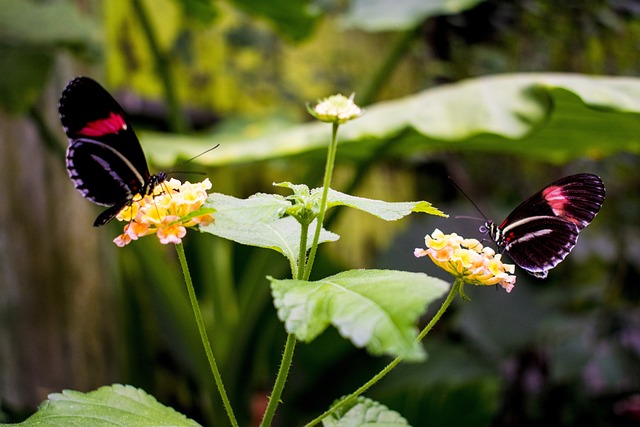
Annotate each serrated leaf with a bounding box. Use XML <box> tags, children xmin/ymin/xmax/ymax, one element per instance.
<box><xmin>269</xmin><ymin>269</ymin><xmax>450</xmax><ymax>360</ymax></box>
<box><xmin>275</xmin><ymin>182</ymin><xmax>447</xmax><ymax>220</ymax></box>
<box><xmin>144</xmin><ymin>73</ymin><xmax>640</xmax><ymax>166</ymax></box>
<box><xmin>3</xmin><ymin>384</ymin><xmax>201</xmax><ymax>426</ymax></box>
<box><xmin>206</xmin><ymin>192</ymin><xmax>290</xmax><ymax>222</ymax></box>
<box><xmin>200</xmin><ymin>193</ymin><xmax>339</xmax><ymax>274</ymax></box>
<box><xmin>323</xmin><ymin>396</ymin><xmax>410</xmax><ymax>427</ymax></box>
<box><xmin>326</xmin><ymin>188</ymin><xmax>447</xmax><ymax>219</ymax></box>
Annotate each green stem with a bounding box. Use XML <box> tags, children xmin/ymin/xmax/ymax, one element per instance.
<box><xmin>259</xmin><ymin>333</ymin><xmax>297</xmax><ymax>427</ymax></box>
<box><xmin>358</xmin><ymin>25</ymin><xmax>422</xmax><ymax>106</ymax></box>
<box><xmin>303</xmin><ymin>122</ymin><xmax>340</xmax><ymax>280</ymax></box>
<box><xmin>130</xmin><ymin>0</ymin><xmax>187</xmax><ymax>133</ymax></box>
<box><xmin>174</xmin><ymin>243</ymin><xmax>238</xmax><ymax>427</ymax></box>
<box><xmin>261</xmin><ymin>122</ymin><xmax>340</xmax><ymax>425</ymax></box>
<box><xmin>303</xmin><ymin>279</ymin><xmax>462</xmax><ymax>427</ymax></box>
<box><xmin>297</xmin><ymin>221</ymin><xmax>309</xmax><ymax>280</ymax></box>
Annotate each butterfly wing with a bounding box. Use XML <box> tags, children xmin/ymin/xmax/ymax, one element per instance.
<box><xmin>60</xmin><ymin>77</ymin><xmax>153</xmax><ymax>225</ymax></box>
<box><xmin>490</xmin><ymin>173</ymin><xmax>605</xmax><ymax>278</ymax></box>
<box><xmin>499</xmin><ymin>215</ymin><xmax>580</xmax><ymax>279</ymax></box>
<box><xmin>499</xmin><ymin>173</ymin><xmax>605</xmax><ymax>230</ymax></box>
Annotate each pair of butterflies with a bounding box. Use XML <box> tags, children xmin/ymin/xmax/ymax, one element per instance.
<box><xmin>59</xmin><ymin>77</ymin><xmax>605</xmax><ymax>279</ymax></box>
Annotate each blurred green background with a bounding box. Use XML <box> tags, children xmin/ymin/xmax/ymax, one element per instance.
<box><xmin>1</xmin><ymin>0</ymin><xmax>640</xmax><ymax>426</ymax></box>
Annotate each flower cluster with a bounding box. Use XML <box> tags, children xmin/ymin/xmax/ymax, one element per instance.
<box><xmin>113</xmin><ymin>178</ymin><xmax>214</xmax><ymax>247</ymax></box>
<box><xmin>414</xmin><ymin>229</ymin><xmax>516</xmax><ymax>293</ymax></box>
<box><xmin>308</xmin><ymin>93</ymin><xmax>363</xmax><ymax>124</ymax></box>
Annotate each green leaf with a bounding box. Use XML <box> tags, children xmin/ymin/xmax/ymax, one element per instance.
<box><xmin>275</xmin><ymin>182</ymin><xmax>447</xmax><ymax>220</ymax></box>
<box><xmin>228</xmin><ymin>0</ymin><xmax>321</xmax><ymax>41</ymax></box>
<box><xmin>323</xmin><ymin>396</ymin><xmax>410</xmax><ymax>427</ymax></box>
<box><xmin>0</xmin><ymin>0</ymin><xmax>101</xmax><ymax>113</ymax></box>
<box><xmin>269</xmin><ymin>269</ymin><xmax>450</xmax><ymax>360</ymax></box>
<box><xmin>144</xmin><ymin>73</ymin><xmax>640</xmax><ymax>166</ymax></box>
<box><xmin>326</xmin><ymin>188</ymin><xmax>447</xmax><ymax>219</ymax></box>
<box><xmin>343</xmin><ymin>0</ymin><xmax>488</xmax><ymax>32</ymax></box>
<box><xmin>0</xmin><ymin>0</ymin><xmax>101</xmax><ymax>48</ymax></box>
<box><xmin>200</xmin><ymin>193</ymin><xmax>339</xmax><ymax>273</ymax></box>
<box><xmin>2</xmin><ymin>384</ymin><xmax>201</xmax><ymax>426</ymax></box>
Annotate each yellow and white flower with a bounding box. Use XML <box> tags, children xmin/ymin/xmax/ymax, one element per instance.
<box><xmin>414</xmin><ymin>229</ymin><xmax>516</xmax><ymax>293</ymax></box>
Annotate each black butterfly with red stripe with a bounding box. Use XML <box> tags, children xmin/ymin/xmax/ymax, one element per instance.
<box><xmin>59</xmin><ymin>77</ymin><xmax>166</xmax><ymax>226</ymax></box>
<box><xmin>484</xmin><ymin>173</ymin><xmax>605</xmax><ymax>279</ymax></box>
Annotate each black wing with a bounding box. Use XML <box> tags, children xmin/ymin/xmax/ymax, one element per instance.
<box><xmin>499</xmin><ymin>173</ymin><xmax>605</xmax><ymax>231</ymax></box>
<box><xmin>59</xmin><ymin>77</ymin><xmax>155</xmax><ymax>226</ymax></box>
<box><xmin>66</xmin><ymin>137</ymin><xmax>145</xmax><ymax>206</ymax></box>
<box><xmin>59</xmin><ymin>77</ymin><xmax>151</xmax><ymax>202</ymax></box>
<box><xmin>491</xmin><ymin>173</ymin><xmax>605</xmax><ymax>278</ymax></box>
<box><xmin>500</xmin><ymin>215</ymin><xmax>580</xmax><ymax>279</ymax></box>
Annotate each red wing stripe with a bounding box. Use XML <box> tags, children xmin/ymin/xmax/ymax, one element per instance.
<box><xmin>542</xmin><ymin>185</ymin><xmax>570</xmax><ymax>215</ymax></box>
<box><xmin>78</xmin><ymin>112</ymin><xmax>127</xmax><ymax>137</ymax></box>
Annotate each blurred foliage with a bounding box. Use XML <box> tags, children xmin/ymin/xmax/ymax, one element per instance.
<box><xmin>0</xmin><ymin>0</ymin><xmax>100</xmax><ymax>114</ymax></box>
<box><xmin>2</xmin><ymin>0</ymin><xmax>640</xmax><ymax>426</ymax></box>
<box><xmin>142</xmin><ymin>74</ymin><xmax>640</xmax><ymax>167</ymax></box>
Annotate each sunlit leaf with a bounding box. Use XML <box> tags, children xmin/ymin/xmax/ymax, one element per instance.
<box><xmin>323</xmin><ymin>396</ymin><xmax>410</xmax><ymax>426</ymax></box>
<box><xmin>343</xmin><ymin>0</ymin><xmax>487</xmax><ymax>32</ymax></box>
<box><xmin>269</xmin><ymin>269</ymin><xmax>450</xmax><ymax>360</ymax></box>
<box><xmin>144</xmin><ymin>73</ymin><xmax>640</xmax><ymax>166</ymax></box>
<box><xmin>200</xmin><ymin>193</ymin><xmax>338</xmax><ymax>273</ymax></box>
<box><xmin>326</xmin><ymin>188</ymin><xmax>447</xmax><ymax>219</ymax></box>
<box><xmin>275</xmin><ymin>182</ymin><xmax>447</xmax><ymax>220</ymax></box>
<box><xmin>3</xmin><ymin>384</ymin><xmax>201</xmax><ymax>426</ymax></box>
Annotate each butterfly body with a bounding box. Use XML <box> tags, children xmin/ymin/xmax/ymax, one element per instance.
<box><xmin>485</xmin><ymin>173</ymin><xmax>605</xmax><ymax>278</ymax></box>
<box><xmin>59</xmin><ymin>77</ymin><xmax>165</xmax><ymax>226</ymax></box>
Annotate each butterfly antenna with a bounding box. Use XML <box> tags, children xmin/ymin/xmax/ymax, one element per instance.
<box><xmin>167</xmin><ymin>144</ymin><xmax>220</xmax><ymax>176</ymax></box>
<box><xmin>181</xmin><ymin>144</ymin><xmax>220</xmax><ymax>165</ymax></box>
<box><xmin>448</xmin><ymin>176</ymin><xmax>489</xmax><ymax>222</ymax></box>
<box><xmin>448</xmin><ymin>177</ymin><xmax>497</xmax><ymax>245</ymax></box>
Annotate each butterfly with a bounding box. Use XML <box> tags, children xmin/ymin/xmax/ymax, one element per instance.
<box><xmin>483</xmin><ymin>173</ymin><xmax>605</xmax><ymax>279</ymax></box>
<box><xmin>59</xmin><ymin>77</ymin><xmax>166</xmax><ymax>226</ymax></box>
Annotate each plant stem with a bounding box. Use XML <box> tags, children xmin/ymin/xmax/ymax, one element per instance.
<box><xmin>303</xmin><ymin>122</ymin><xmax>339</xmax><ymax>280</ymax></box>
<box><xmin>260</xmin><ymin>198</ymin><xmax>312</xmax><ymax>425</ymax></box>
<box><xmin>358</xmin><ymin>25</ymin><xmax>422</xmax><ymax>106</ymax></box>
<box><xmin>260</xmin><ymin>333</ymin><xmax>297</xmax><ymax>427</ymax></box>
<box><xmin>130</xmin><ymin>0</ymin><xmax>187</xmax><ymax>133</ymax></box>
<box><xmin>261</xmin><ymin>122</ymin><xmax>340</xmax><ymax>425</ymax></box>
<box><xmin>303</xmin><ymin>279</ymin><xmax>462</xmax><ymax>426</ymax></box>
<box><xmin>175</xmin><ymin>243</ymin><xmax>238</xmax><ymax>427</ymax></box>
<box><xmin>297</xmin><ymin>221</ymin><xmax>309</xmax><ymax>280</ymax></box>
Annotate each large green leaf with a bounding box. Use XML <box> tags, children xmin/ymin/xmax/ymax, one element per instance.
<box><xmin>200</xmin><ymin>193</ymin><xmax>339</xmax><ymax>274</ymax></box>
<box><xmin>276</xmin><ymin>182</ymin><xmax>447</xmax><ymax>220</ymax></box>
<box><xmin>323</xmin><ymin>396</ymin><xmax>410</xmax><ymax>427</ymax></box>
<box><xmin>343</xmin><ymin>0</ymin><xmax>488</xmax><ymax>31</ymax></box>
<box><xmin>326</xmin><ymin>188</ymin><xmax>447</xmax><ymax>219</ymax></box>
<box><xmin>143</xmin><ymin>73</ymin><xmax>640</xmax><ymax>166</ymax></box>
<box><xmin>1</xmin><ymin>384</ymin><xmax>201</xmax><ymax>426</ymax></box>
<box><xmin>269</xmin><ymin>269</ymin><xmax>450</xmax><ymax>360</ymax></box>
